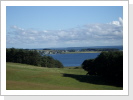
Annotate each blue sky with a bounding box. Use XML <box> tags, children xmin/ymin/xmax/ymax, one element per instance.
<box><xmin>6</xmin><ymin>6</ymin><xmax>123</xmax><ymax>48</ymax></box>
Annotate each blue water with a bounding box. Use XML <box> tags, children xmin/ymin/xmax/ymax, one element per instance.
<box><xmin>48</xmin><ymin>53</ymin><xmax>100</xmax><ymax>67</ymax></box>
<box><xmin>35</xmin><ymin>45</ymin><xmax>122</xmax><ymax>67</ymax></box>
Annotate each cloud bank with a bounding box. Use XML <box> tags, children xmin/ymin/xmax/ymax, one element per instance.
<box><xmin>6</xmin><ymin>17</ymin><xmax>123</xmax><ymax>48</ymax></box>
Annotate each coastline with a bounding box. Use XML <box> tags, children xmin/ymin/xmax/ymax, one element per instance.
<box><xmin>61</xmin><ymin>51</ymin><xmax>102</xmax><ymax>54</ymax></box>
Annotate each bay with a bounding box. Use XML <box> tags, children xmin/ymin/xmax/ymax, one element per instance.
<box><xmin>48</xmin><ymin>53</ymin><xmax>100</xmax><ymax>67</ymax></box>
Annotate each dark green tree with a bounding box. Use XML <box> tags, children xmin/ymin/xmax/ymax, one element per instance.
<box><xmin>82</xmin><ymin>51</ymin><xmax>123</xmax><ymax>86</ymax></box>
<box><xmin>82</xmin><ymin>59</ymin><xmax>96</xmax><ymax>75</ymax></box>
<box><xmin>6</xmin><ymin>48</ymin><xmax>64</xmax><ymax>68</ymax></box>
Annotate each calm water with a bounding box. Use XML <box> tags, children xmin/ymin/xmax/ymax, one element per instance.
<box><xmin>38</xmin><ymin>46</ymin><xmax>122</xmax><ymax>67</ymax></box>
<box><xmin>48</xmin><ymin>53</ymin><xmax>100</xmax><ymax>67</ymax></box>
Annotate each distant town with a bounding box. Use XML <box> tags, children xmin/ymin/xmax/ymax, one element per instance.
<box><xmin>34</xmin><ymin>48</ymin><xmax>120</xmax><ymax>55</ymax></box>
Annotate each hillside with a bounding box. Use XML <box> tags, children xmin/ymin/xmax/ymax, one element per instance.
<box><xmin>6</xmin><ymin>62</ymin><xmax>123</xmax><ymax>90</ymax></box>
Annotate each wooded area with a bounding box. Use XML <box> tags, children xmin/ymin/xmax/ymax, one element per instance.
<box><xmin>6</xmin><ymin>48</ymin><xmax>64</xmax><ymax>68</ymax></box>
<box><xmin>82</xmin><ymin>51</ymin><xmax>123</xmax><ymax>86</ymax></box>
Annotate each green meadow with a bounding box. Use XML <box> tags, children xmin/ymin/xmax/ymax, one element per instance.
<box><xmin>6</xmin><ymin>62</ymin><xmax>123</xmax><ymax>90</ymax></box>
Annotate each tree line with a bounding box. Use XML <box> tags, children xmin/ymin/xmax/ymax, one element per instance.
<box><xmin>81</xmin><ymin>48</ymin><xmax>119</xmax><ymax>51</ymax></box>
<box><xmin>6</xmin><ymin>48</ymin><xmax>64</xmax><ymax>68</ymax></box>
<box><xmin>82</xmin><ymin>51</ymin><xmax>123</xmax><ymax>86</ymax></box>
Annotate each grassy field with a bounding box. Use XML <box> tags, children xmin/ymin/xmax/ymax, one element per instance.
<box><xmin>6</xmin><ymin>62</ymin><xmax>123</xmax><ymax>90</ymax></box>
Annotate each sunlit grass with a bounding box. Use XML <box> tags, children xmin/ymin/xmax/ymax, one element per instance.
<box><xmin>6</xmin><ymin>62</ymin><xmax>123</xmax><ymax>90</ymax></box>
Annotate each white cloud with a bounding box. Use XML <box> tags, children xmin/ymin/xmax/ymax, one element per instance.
<box><xmin>11</xmin><ymin>25</ymin><xmax>24</xmax><ymax>31</ymax></box>
<box><xmin>6</xmin><ymin>17</ymin><xmax>123</xmax><ymax>48</ymax></box>
<box><xmin>119</xmin><ymin>17</ymin><xmax>123</xmax><ymax>25</ymax></box>
<box><xmin>109</xmin><ymin>17</ymin><xmax>123</xmax><ymax>26</ymax></box>
<box><xmin>29</xmin><ymin>37</ymin><xmax>35</xmax><ymax>40</ymax></box>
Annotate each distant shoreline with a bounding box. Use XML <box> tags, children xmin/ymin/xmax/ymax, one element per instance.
<box><xmin>36</xmin><ymin>49</ymin><xmax>102</xmax><ymax>55</ymax></box>
<box><xmin>61</xmin><ymin>51</ymin><xmax>102</xmax><ymax>54</ymax></box>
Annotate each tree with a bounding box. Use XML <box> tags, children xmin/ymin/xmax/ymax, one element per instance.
<box><xmin>6</xmin><ymin>48</ymin><xmax>64</xmax><ymax>68</ymax></box>
<box><xmin>54</xmin><ymin>59</ymin><xmax>64</xmax><ymax>68</ymax></box>
<box><xmin>40</xmin><ymin>55</ymin><xmax>48</xmax><ymax>67</ymax></box>
<box><xmin>82</xmin><ymin>51</ymin><xmax>123</xmax><ymax>86</ymax></box>
<box><xmin>82</xmin><ymin>59</ymin><xmax>96</xmax><ymax>75</ymax></box>
<box><xmin>94</xmin><ymin>51</ymin><xmax>123</xmax><ymax>78</ymax></box>
<box><xmin>6</xmin><ymin>48</ymin><xmax>16</xmax><ymax>62</ymax></box>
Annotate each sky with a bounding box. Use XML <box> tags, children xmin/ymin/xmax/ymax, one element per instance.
<box><xmin>6</xmin><ymin>6</ymin><xmax>123</xmax><ymax>49</ymax></box>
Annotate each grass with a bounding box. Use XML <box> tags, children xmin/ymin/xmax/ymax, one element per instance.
<box><xmin>6</xmin><ymin>62</ymin><xmax>123</xmax><ymax>90</ymax></box>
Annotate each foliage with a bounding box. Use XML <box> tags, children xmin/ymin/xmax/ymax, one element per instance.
<box><xmin>82</xmin><ymin>51</ymin><xmax>123</xmax><ymax>86</ymax></box>
<box><xmin>81</xmin><ymin>48</ymin><xmax>119</xmax><ymax>51</ymax></box>
<box><xmin>6</xmin><ymin>48</ymin><xmax>64</xmax><ymax>68</ymax></box>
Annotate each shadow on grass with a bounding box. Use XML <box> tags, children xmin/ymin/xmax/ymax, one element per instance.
<box><xmin>62</xmin><ymin>73</ymin><xmax>123</xmax><ymax>87</ymax></box>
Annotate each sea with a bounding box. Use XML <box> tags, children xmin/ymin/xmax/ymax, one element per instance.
<box><xmin>49</xmin><ymin>53</ymin><xmax>100</xmax><ymax>67</ymax></box>
<box><xmin>45</xmin><ymin>46</ymin><xmax>123</xmax><ymax>67</ymax></box>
